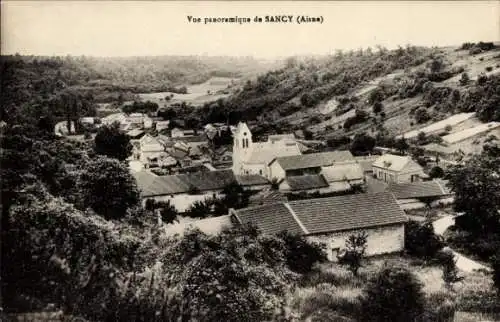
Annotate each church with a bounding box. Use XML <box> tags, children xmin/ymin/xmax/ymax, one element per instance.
<box><xmin>232</xmin><ymin>122</ymin><xmax>302</xmax><ymax>178</ymax></box>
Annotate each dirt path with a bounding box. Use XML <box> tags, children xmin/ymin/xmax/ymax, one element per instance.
<box><xmin>432</xmin><ymin>215</ymin><xmax>491</xmax><ymax>273</ymax></box>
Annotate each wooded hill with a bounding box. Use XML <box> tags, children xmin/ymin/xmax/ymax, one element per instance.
<box><xmin>192</xmin><ymin>42</ymin><xmax>500</xmax><ymax>146</ymax></box>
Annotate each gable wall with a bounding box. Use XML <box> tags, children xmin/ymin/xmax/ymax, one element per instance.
<box><xmin>307</xmin><ymin>223</ymin><xmax>405</xmax><ymax>261</ymax></box>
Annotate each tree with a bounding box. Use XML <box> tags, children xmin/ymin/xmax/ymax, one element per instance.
<box><xmin>446</xmin><ymin>145</ymin><xmax>500</xmax><ymax>234</ymax></box>
<box><xmin>429</xmin><ymin>166</ymin><xmax>445</xmax><ymax>178</ymax></box>
<box><xmin>158</xmin><ymin>200</ymin><xmax>178</xmax><ymax>224</ymax></box>
<box><xmin>404</xmin><ymin>220</ymin><xmax>444</xmax><ymax>259</ymax></box>
<box><xmin>94</xmin><ymin>122</ymin><xmax>132</xmax><ymax>161</ymax></box>
<box><xmin>185</xmin><ymin>200</ymin><xmax>211</xmax><ymax>219</ymax></box>
<box><xmin>360</xmin><ymin>265</ymin><xmax>425</xmax><ymax>322</ymax></box>
<box><xmin>278</xmin><ymin>231</ymin><xmax>327</xmax><ymax>274</ymax></box>
<box><xmin>438</xmin><ymin>250</ymin><xmax>463</xmax><ymax>290</ymax></box>
<box><xmin>394</xmin><ymin>137</ymin><xmax>409</xmax><ymax>154</ymax></box>
<box><xmin>373</xmin><ymin>101</ymin><xmax>384</xmax><ymax>114</ymax></box>
<box><xmin>78</xmin><ymin>156</ymin><xmax>140</xmax><ymax>219</ymax></box>
<box><xmin>459</xmin><ymin>73</ymin><xmax>470</xmax><ymax>86</ymax></box>
<box><xmin>414</xmin><ymin>107</ymin><xmax>431</xmax><ymax>124</ymax></box>
<box><xmin>350</xmin><ymin>133</ymin><xmax>376</xmax><ymax>156</ymax></box>
<box><xmin>339</xmin><ymin>232</ymin><xmax>368</xmax><ymax>276</ymax></box>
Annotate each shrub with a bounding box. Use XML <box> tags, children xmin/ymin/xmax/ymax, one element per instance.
<box><xmin>414</xmin><ymin>107</ymin><xmax>431</xmax><ymax>123</ymax></box>
<box><xmin>359</xmin><ymin>264</ymin><xmax>425</xmax><ymax>322</ymax></box>
<box><xmin>444</xmin><ymin>124</ymin><xmax>452</xmax><ymax>132</ymax></box>
<box><xmin>429</xmin><ymin>166</ymin><xmax>445</xmax><ymax>178</ymax></box>
<box><xmin>459</xmin><ymin>73</ymin><xmax>470</xmax><ymax>86</ymax></box>
<box><xmin>438</xmin><ymin>249</ymin><xmax>463</xmax><ymax>290</ymax></box>
<box><xmin>423</xmin><ymin>292</ymin><xmax>456</xmax><ymax>322</ymax></box>
<box><xmin>278</xmin><ymin>231</ymin><xmax>327</xmax><ymax>274</ymax></box>
<box><xmin>373</xmin><ymin>101</ymin><xmax>383</xmax><ymax>114</ymax></box>
<box><xmin>485</xmin><ymin>66</ymin><xmax>493</xmax><ymax>72</ymax></box>
<box><xmin>338</xmin><ymin>232</ymin><xmax>368</xmax><ymax>276</ymax></box>
<box><xmin>405</xmin><ymin>220</ymin><xmax>445</xmax><ymax>259</ymax></box>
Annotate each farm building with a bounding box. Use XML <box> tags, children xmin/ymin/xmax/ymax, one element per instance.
<box><xmin>134</xmin><ymin>170</ymin><xmax>270</xmax><ymax>212</ymax></box>
<box><xmin>385</xmin><ymin>179</ymin><xmax>453</xmax><ymax>210</ymax></box>
<box><xmin>354</xmin><ymin>155</ymin><xmax>380</xmax><ymax>174</ymax></box>
<box><xmin>372</xmin><ymin>154</ymin><xmax>427</xmax><ymax>183</ymax></box>
<box><xmin>133</xmin><ymin>169</ymin><xmax>236</xmax><ymax>212</ymax></box>
<box><xmin>232</xmin><ymin>122</ymin><xmax>302</xmax><ymax>177</ymax></box>
<box><xmin>247</xmin><ymin>189</ymin><xmax>288</xmax><ymax>207</ymax></box>
<box><xmin>132</xmin><ymin>134</ymin><xmax>167</xmax><ymax>168</ymax></box>
<box><xmin>230</xmin><ymin>192</ymin><xmax>408</xmax><ymax>261</ymax></box>
<box><xmin>268</xmin><ymin>151</ymin><xmax>364</xmax><ymax>194</ymax></box>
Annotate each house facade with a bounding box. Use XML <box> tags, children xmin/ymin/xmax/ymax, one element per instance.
<box><xmin>372</xmin><ymin>154</ymin><xmax>427</xmax><ymax>183</ymax></box>
<box><xmin>230</xmin><ymin>192</ymin><xmax>408</xmax><ymax>261</ymax></box>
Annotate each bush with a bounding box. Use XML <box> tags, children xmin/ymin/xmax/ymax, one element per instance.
<box><xmin>278</xmin><ymin>231</ymin><xmax>327</xmax><ymax>274</ymax></box>
<box><xmin>373</xmin><ymin>101</ymin><xmax>383</xmax><ymax>114</ymax></box>
<box><xmin>459</xmin><ymin>72</ymin><xmax>470</xmax><ymax>86</ymax></box>
<box><xmin>414</xmin><ymin>107</ymin><xmax>431</xmax><ymax>123</ymax></box>
<box><xmin>492</xmin><ymin>251</ymin><xmax>500</xmax><ymax>294</ymax></box>
<box><xmin>422</xmin><ymin>292</ymin><xmax>456</xmax><ymax>322</ymax></box>
<box><xmin>405</xmin><ymin>220</ymin><xmax>445</xmax><ymax>259</ymax></box>
<box><xmin>359</xmin><ymin>265</ymin><xmax>425</xmax><ymax>322</ymax></box>
<box><xmin>429</xmin><ymin>166</ymin><xmax>445</xmax><ymax>178</ymax></box>
<box><xmin>485</xmin><ymin>66</ymin><xmax>493</xmax><ymax>72</ymax></box>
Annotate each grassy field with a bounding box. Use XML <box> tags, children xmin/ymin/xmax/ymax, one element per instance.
<box><xmin>137</xmin><ymin>77</ymin><xmax>239</xmax><ymax>107</ymax></box>
<box><xmin>289</xmin><ymin>254</ymin><xmax>499</xmax><ymax>321</ymax></box>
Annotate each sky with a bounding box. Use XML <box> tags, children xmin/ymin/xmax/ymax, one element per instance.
<box><xmin>1</xmin><ymin>1</ymin><xmax>499</xmax><ymax>58</ymax></box>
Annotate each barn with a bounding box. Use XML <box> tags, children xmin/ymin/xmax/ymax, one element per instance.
<box><xmin>230</xmin><ymin>192</ymin><xmax>408</xmax><ymax>261</ymax></box>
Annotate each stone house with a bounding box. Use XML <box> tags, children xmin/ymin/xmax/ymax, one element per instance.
<box><xmin>230</xmin><ymin>192</ymin><xmax>408</xmax><ymax>261</ymax></box>
<box><xmin>385</xmin><ymin>179</ymin><xmax>454</xmax><ymax>210</ymax></box>
<box><xmin>372</xmin><ymin>154</ymin><xmax>427</xmax><ymax>183</ymax></box>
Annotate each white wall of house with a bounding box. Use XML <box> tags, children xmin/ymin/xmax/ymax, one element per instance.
<box><xmin>142</xmin><ymin>190</ymin><xmax>224</xmax><ymax>212</ymax></box>
<box><xmin>242</xmin><ymin>184</ymin><xmax>272</xmax><ymax>192</ymax></box>
<box><xmin>307</xmin><ymin>224</ymin><xmax>405</xmax><ymax>261</ymax></box>
<box><xmin>373</xmin><ymin>162</ymin><xmax>425</xmax><ymax>184</ymax></box>
<box><xmin>268</xmin><ymin>161</ymin><xmax>286</xmax><ymax>181</ymax></box>
<box><xmin>240</xmin><ymin>163</ymin><xmax>267</xmax><ymax>177</ymax></box>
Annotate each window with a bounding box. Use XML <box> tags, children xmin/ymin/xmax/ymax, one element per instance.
<box><xmin>331</xmin><ymin>247</ymin><xmax>341</xmax><ymax>259</ymax></box>
<box><xmin>259</xmin><ymin>169</ymin><xmax>263</xmax><ymax>175</ymax></box>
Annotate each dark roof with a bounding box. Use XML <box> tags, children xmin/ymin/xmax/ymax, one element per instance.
<box><xmin>232</xmin><ymin>192</ymin><xmax>408</xmax><ymax>236</ymax></box>
<box><xmin>271</xmin><ymin>151</ymin><xmax>354</xmax><ymax>170</ymax></box>
<box><xmin>386</xmin><ymin>180</ymin><xmax>452</xmax><ymax>199</ymax></box>
<box><xmin>172</xmin><ymin>134</ymin><xmax>207</xmax><ymax>143</ymax></box>
<box><xmin>232</xmin><ymin>203</ymin><xmax>305</xmax><ymax>235</ymax></box>
<box><xmin>248</xmin><ymin>190</ymin><xmax>288</xmax><ymax>207</ymax></box>
<box><xmin>285</xmin><ymin>175</ymin><xmax>329</xmax><ymax>191</ymax></box>
<box><xmin>235</xmin><ymin>175</ymin><xmax>270</xmax><ymax>186</ymax></box>
<box><xmin>290</xmin><ymin>192</ymin><xmax>407</xmax><ymax>234</ymax></box>
<box><xmin>134</xmin><ymin>169</ymin><xmax>235</xmax><ymax>197</ymax></box>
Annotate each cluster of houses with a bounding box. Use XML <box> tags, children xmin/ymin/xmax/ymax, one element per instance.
<box><xmin>132</xmin><ymin>121</ymin><xmax>455</xmax><ymax>261</ymax></box>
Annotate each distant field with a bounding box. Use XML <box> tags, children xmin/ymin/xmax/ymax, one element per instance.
<box><xmin>442</xmin><ymin>121</ymin><xmax>500</xmax><ymax>144</ymax></box>
<box><xmin>397</xmin><ymin>113</ymin><xmax>476</xmax><ymax>139</ymax></box>
<box><xmin>138</xmin><ymin>77</ymin><xmax>239</xmax><ymax>106</ymax></box>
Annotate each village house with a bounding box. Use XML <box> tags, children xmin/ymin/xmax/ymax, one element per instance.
<box><xmin>232</xmin><ymin>122</ymin><xmax>302</xmax><ymax>177</ymax></box>
<box><xmin>268</xmin><ymin>151</ymin><xmax>365</xmax><ymax>194</ymax></box>
<box><xmin>133</xmin><ymin>169</ymin><xmax>270</xmax><ymax>212</ymax></box>
<box><xmin>132</xmin><ymin>134</ymin><xmax>168</xmax><ymax>168</ymax></box>
<box><xmin>385</xmin><ymin>179</ymin><xmax>453</xmax><ymax>210</ymax></box>
<box><xmin>171</xmin><ymin>127</ymin><xmax>196</xmax><ymax>138</ymax></box>
<box><xmin>372</xmin><ymin>153</ymin><xmax>427</xmax><ymax>183</ymax></box>
<box><xmin>230</xmin><ymin>192</ymin><xmax>408</xmax><ymax>261</ymax></box>
<box><xmin>155</xmin><ymin>120</ymin><xmax>170</xmax><ymax>132</ymax></box>
<box><xmin>133</xmin><ymin>169</ymin><xmax>236</xmax><ymax>212</ymax></box>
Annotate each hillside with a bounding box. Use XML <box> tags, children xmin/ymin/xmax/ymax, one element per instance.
<box><xmin>193</xmin><ymin>42</ymin><xmax>500</xmax><ymax>155</ymax></box>
<box><xmin>0</xmin><ymin>54</ymin><xmax>279</xmax><ymax>123</ymax></box>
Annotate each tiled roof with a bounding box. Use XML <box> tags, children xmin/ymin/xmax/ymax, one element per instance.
<box><xmin>372</xmin><ymin>154</ymin><xmax>420</xmax><ymax>172</ymax></box>
<box><xmin>354</xmin><ymin>156</ymin><xmax>379</xmax><ymax>172</ymax></box>
<box><xmin>235</xmin><ymin>175</ymin><xmax>270</xmax><ymax>186</ymax></box>
<box><xmin>134</xmin><ymin>169</ymin><xmax>236</xmax><ymax>197</ymax></box>
<box><xmin>246</xmin><ymin>142</ymin><xmax>302</xmax><ymax>165</ymax></box>
<box><xmin>271</xmin><ymin>151</ymin><xmax>354</xmax><ymax>170</ymax></box>
<box><xmin>386</xmin><ymin>180</ymin><xmax>452</xmax><ymax>199</ymax></box>
<box><xmin>248</xmin><ymin>189</ymin><xmax>288</xmax><ymax>207</ymax></box>
<box><xmin>233</xmin><ymin>192</ymin><xmax>408</xmax><ymax>236</ymax></box>
<box><xmin>232</xmin><ymin>203</ymin><xmax>305</xmax><ymax>235</ymax></box>
<box><xmin>285</xmin><ymin>175</ymin><xmax>329</xmax><ymax>191</ymax></box>
<box><xmin>321</xmin><ymin>163</ymin><xmax>364</xmax><ymax>182</ymax></box>
<box><xmin>289</xmin><ymin>192</ymin><xmax>408</xmax><ymax>234</ymax></box>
